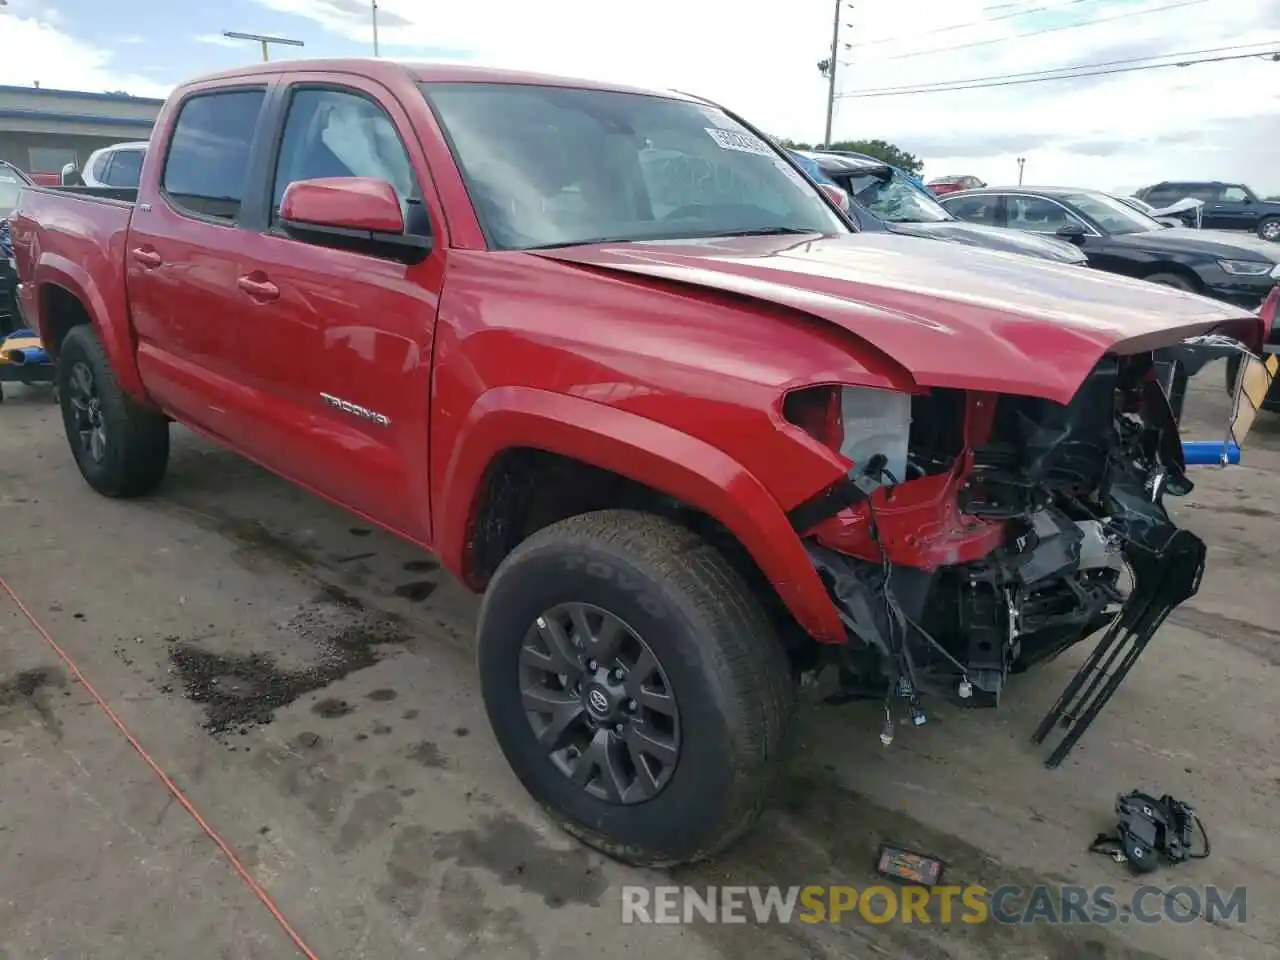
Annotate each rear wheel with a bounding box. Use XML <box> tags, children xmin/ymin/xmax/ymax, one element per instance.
<box><xmin>1146</xmin><ymin>272</ymin><xmax>1197</xmax><ymax>292</ymax></box>
<box><xmin>476</xmin><ymin>510</ymin><xmax>796</xmax><ymax>867</ymax></box>
<box><xmin>57</xmin><ymin>325</ymin><xmax>170</xmax><ymax>497</ymax></box>
<box><xmin>1258</xmin><ymin>216</ymin><xmax>1280</xmax><ymax>243</ymax></box>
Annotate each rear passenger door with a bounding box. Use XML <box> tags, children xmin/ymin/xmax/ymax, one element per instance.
<box><xmin>128</xmin><ymin>83</ymin><xmax>276</xmax><ymax>443</ymax></box>
<box><xmin>227</xmin><ymin>76</ymin><xmax>445</xmax><ymax>538</ymax></box>
<box><xmin>1203</xmin><ymin>184</ymin><xmax>1256</xmax><ymax>232</ymax></box>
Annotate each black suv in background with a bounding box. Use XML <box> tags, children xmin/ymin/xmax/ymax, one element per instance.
<box><xmin>1134</xmin><ymin>181</ymin><xmax>1280</xmax><ymax>241</ymax></box>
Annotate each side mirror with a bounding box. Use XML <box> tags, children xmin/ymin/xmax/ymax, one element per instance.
<box><xmin>59</xmin><ymin>162</ymin><xmax>84</xmax><ymax>187</ymax></box>
<box><xmin>819</xmin><ymin>181</ymin><xmax>850</xmax><ymax>211</ymax></box>
<box><xmin>1055</xmin><ymin>222</ymin><xmax>1087</xmax><ymax>243</ymax></box>
<box><xmin>279</xmin><ymin>177</ymin><xmax>431</xmax><ymax>264</ymax></box>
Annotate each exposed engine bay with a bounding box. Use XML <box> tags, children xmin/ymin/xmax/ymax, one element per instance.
<box><xmin>789</xmin><ymin>350</ymin><xmax>1209</xmax><ymax>767</ymax></box>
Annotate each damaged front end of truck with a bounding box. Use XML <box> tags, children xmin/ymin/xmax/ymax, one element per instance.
<box><xmin>785</xmin><ymin>341</ymin><xmax>1270</xmax><ymax>767</ymax></box>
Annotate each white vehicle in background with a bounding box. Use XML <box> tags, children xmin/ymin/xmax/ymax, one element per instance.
<box><xmin>81</xmin><ymin>141</ymin><xmax>149</xmax><ymax>189</ymax></box>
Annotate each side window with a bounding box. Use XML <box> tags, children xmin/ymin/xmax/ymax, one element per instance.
<box><xmin>104</xmin><ymin>149</ymin><xmax>144</xmax><ymax>188</ymax></box>
<box><xmin>1006</xmin><ymin>196</ymin><xmax>1085</xmax><ymax>234</ymax></box>
<box><xmin>271</xmin><ymin>87</ymin><xmax>422</xmax><ymax>225</ymax></box>
<box><xmin>943</xmin><ymin>195</ymin><xmax>999</xmax><ymax>225</ymax></box>
<box><xmin>1221</xmin><ymin>185</ymin><xmax>1249</xmax><ymax>203</ymax></box>
<box><xmin>162</xmin><ymin>89</ymin><xmax>267</xmax><ymax>222</ymax></box>
<box><xmin>1183</xmin><ymin>185</ymin><xmax>1219</xmax><ymax>203</ymax></box>
<box><xmin>1142</xmin><ymin>186</ymin><xmax>1178</xmax><ymax>207</ymax></box>
<box><xmin>90</xmin><ymin>152</ymin><xmax>111</xmax><ymax>182</ymax></box>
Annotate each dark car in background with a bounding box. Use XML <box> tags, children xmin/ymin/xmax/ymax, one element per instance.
<box><xmin>805</xmin><ymin>153</ymin><xmax>1087</xmax><ymax>265</ymax></box>
<box><xmin>0</xmin><ymin>160</ymin><xmax>31</xmax><ymax>335</ymax></box>
<box><xmin>938</xmin><ymin>186</ymin><xmax>1280</xmax><ymax>309</ymax></box>
<box><xmin>1135</xmin><ymin>181</ymin><xmax>1280</xmax><ymax>241</ymax></box>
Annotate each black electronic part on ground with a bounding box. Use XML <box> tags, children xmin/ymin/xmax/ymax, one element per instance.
<box><xmin>1090</xmin><ymin>790</ymin><xmax>1210</xmax><ymax>873</ymax></box>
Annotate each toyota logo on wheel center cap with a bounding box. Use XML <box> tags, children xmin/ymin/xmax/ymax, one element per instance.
<box><xmin>586</xmin><ymin>687</ymin><xmax>610</xmax><ymax>716</ymax></box>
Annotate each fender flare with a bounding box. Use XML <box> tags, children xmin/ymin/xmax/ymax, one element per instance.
<box><xmin>35</xmin><ymin>254</ymin><xmax>147</xmax><ymax>400</ymax></box>
<box><xmin>434</xmin><ymin>385</ymin><xmax>846</xmax><ymax>643</ymax></box>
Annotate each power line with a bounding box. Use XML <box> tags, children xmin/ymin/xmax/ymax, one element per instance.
<box><xmin>871</xmin><ymin>0</ymin><xmax>1207</xmax><ymax>63</ymax></box>
<box><xmin>843</xmin><ymin>0</ymin><xmax>1097</xmax><ymax>55</ymax></box>
<box><xmin>836</xmin><ymin>45</ymin><xmax>1278</xmax><ymax>98</ymax></box>
<box><xmin>838</xmin><ymin>41</ymin><xmax>1280</xmax><ymax>96</ymax></box>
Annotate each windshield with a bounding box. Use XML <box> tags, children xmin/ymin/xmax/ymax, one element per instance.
<box><xmin>1064</xmin><ymin>192</ymin><xmax>1163</xmax><ymax>235</ymax></box>
<box><xmin>420</xmin><ymin>83</ymin><xmax>848</xmax><ymax>249</ymax></box>
<box><xmin>842</xmin><ymin>169</ymin><xmax>951</xmax><ymax>223</ymax></box>
<box><xmin>0</xmin><ymin>167</ymin><xmax>26</xmax><ymax>218</ymax></box>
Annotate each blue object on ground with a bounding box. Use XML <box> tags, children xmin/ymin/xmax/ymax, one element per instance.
<box><xmin>1182</xmin><ymin>441</ymin><xmax>1242</xmax><ymax>466</ymax></box>
<box><xmin>1</xmin><ymin>328</ymin><xmax>50</xmax><ymax>365</ymax></box>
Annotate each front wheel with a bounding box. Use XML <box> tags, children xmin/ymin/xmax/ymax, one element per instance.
<box><xmin>1258</xmin><ymin>216</ymin><xmax>1280</xmax><ymax>243</ymax></box>
<box><xmin>476</xmin><ymin>510</ymin><xmax>796</xmax><ymax>867</ymax></box>
<box><xmin>57</xmin><ymin>325</ymin><xmax>170</xmax><ymax>497</ymax></box>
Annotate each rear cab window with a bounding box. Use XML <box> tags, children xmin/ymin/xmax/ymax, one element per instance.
<box><xmin>161</xmin><ymin>88</ymin><xmax>268</xmax><ymax>222</ymax></box>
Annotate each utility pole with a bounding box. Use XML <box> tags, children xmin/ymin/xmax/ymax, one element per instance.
<box><xmin>823</xmin><ymin>0</ymin><xmax>841</xmax><ymax>147</ymax></box>
<box><xmin>223</xmin><ymin>31</ymin><xmax>305</xmax><ymax>62</ymax></box>
<box><xmin>1017</xmin><ymin>157</ymin><xmax>1026</xmax><ymax>185</ymax></box>
<box><xmin>371</xmin><ymin>0</ymin><xmax>380</xmax><ymax>57</ymax></box>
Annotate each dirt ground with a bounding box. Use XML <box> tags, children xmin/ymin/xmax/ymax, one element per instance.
<box><xmin>1</xmin><ymin>363</ymin><xmax>1277</xmax><ymax>960</ymax></box>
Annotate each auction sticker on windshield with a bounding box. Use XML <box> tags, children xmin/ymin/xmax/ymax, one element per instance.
<box><xmin>705</xmin><ymin>127</ymin><xmax>773</xmax><ymax>157</ymax></box>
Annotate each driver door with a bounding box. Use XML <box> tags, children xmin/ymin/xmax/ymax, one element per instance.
<box><xmin>227</xmin><ymin>77</ymin><xmax>445</xmax><ymax>539</ymax></box>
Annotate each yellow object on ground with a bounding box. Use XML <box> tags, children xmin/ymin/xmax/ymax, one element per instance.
<box><xmin>1231</xmin><ymin>352</ymin><xmax>1280</xmax><ymax>448</ymax></box>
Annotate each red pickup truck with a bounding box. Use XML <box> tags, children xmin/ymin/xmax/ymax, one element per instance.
<box><xmin>10</xmin><ymin>59</ymin><xmax>1270</xmax><ymax>867</ymax></box>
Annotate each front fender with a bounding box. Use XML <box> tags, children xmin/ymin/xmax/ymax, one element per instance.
<box><xmin>435</xmin><ymin>385</ymin><xmax>846</xmax><ymax>643</ymax></box>
<box><xmin>36</xmin><ymin>254</ymin><xmax>147</xmax><ymax>401</ymax></box>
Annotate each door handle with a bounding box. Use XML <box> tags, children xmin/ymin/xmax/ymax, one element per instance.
<box><xmin>237</xmin><ymin>275</ymin><xmax>280</xmax><ymax>301</ymax></box>
<box><xmin>131</xmin><ymin>247</ymin><xmax>162</xmax><ymax>268</ymax></box>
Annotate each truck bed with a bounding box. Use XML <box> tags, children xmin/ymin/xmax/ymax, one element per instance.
<box><xmin>8</xmin><ymin>185</ymin><xmax>137</xmax><ymax>358</ymax></box>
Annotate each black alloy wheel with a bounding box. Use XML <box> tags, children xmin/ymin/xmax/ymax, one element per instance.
<box><xmin>67</xmin><ymin>360</ymin><xmax>108</xmax><ymax>464</ymax></box>
<box><xmin>521</xmin><ymin>601</ymin><xmax>681</xmax><ymax>804</ymax></box>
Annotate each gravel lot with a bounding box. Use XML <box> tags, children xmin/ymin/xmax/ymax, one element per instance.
<box><xmin>1</xmin><ymin>363</ymin><xmax>1277</xmax><ymax>960</ymax></box>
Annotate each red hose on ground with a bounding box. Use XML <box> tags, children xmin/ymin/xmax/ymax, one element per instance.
<box><xmin>0</xmin><ymin>573</ymin><xmax>322</xmax><ymax>960</ymax></box>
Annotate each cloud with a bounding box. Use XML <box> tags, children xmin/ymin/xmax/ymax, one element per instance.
<box><xmin>3</xmin><ymin>0</ymin><xmax>1277</xmax><ymax>193</ymax></box>
<box><xmin>195</xmin><ymin>33</ymin><xmax>250</xmax><ymax>49</ymax></box>
<box><xmin>0</xmin><ymin>6</ymin><xmax>172</xmax><ymax>97</ymax></box>
<box><xmin>243</xmin><ymin>0</ymin><xmax>1279</xmax><ymax>192</ymax></box>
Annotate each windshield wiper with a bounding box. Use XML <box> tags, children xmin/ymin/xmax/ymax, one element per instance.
<box><xmin>526</xmin><ymin>226</ymin><xmax>820</xmax><ymax>250</ymax></box>
<box><xmin>525</xmin><ymin>236</ymin><xmax>645</xmax><ymax>250</ymax></box>
<box><xmin>710</xmin><ymin>226</ymin><xmax>821</xmax><ymax>238</ymax></box>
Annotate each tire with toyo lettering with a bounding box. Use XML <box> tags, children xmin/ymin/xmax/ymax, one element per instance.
<box><xmin>476</xmin><ymin>509</ymin><xmax>796</xmax><ymax>867</ymax></box>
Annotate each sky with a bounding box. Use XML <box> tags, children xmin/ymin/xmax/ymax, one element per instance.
<box><xmin>1</xmin><ymin>0</ymin><xmax>1278</xmax><ymax>194</ymax></box>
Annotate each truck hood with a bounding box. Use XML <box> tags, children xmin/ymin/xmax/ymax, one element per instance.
<box><xmin>535</xmin><ymin>231</ymin><xmax>1263</xmax><ymax>405</ymax></box>
<box><xmin>1110</xmin><ymin>227</ymin><xmax>1280</xmax><ymax>262</ymax></box>
<box><xmin>885</xmin><ymin>219</ymin><xmax>1087</xmax><ymax>263</ymax></box>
